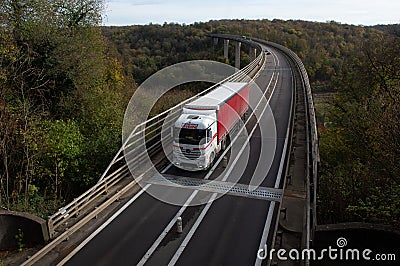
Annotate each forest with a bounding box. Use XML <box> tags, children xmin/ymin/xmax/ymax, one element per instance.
<box><xmin>1</xmin><ymin>1</ymin><xmax>399</xmax><ymax>226</ymax></box>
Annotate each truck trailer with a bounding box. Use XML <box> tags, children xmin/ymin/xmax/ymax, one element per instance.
<box><xmin>172</xmin><ymin>82</ymin><xmax>249</xmax><ymax>171</ymax></box>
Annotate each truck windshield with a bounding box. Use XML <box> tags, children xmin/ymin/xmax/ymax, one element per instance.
<box><xmin>174</xmin><ymin>127</ymin><xmax>207</xmax><ymax>145</ymax></box>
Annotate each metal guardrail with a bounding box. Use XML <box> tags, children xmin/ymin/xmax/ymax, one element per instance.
<box><xmin>46</xmin><ymin>42</ymin><xmax>266</xmax><ymax>240</ymax></box>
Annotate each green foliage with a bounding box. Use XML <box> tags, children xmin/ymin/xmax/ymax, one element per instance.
<box><xmin>44</xmin><ymin>120</ymin><xmax>84</xmax><ymax>197</ymax></box>
<box><xmin>317</xmin><ymin>34</ymin><xmax>400</xmax><ymax>226</ymax></box>
<box><xmin>47</xmin><ymin>120</ymin><xmax>83</xmax><ymax>161</ymax></box>
<box><xmin>15</xmin><ymin>229</ymin><xmax>24</xmax><ymax>252</ymax></box>
<box><xmin>346</xmin><ymin>185</ymin><xmax>400</xmax><ymax>224</ymax></box>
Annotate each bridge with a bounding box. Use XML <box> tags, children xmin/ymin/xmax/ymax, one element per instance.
<box><xmin>21</xmin><ymin>34</ymin><xmax>318</xmax><ymax>266</ymax></box>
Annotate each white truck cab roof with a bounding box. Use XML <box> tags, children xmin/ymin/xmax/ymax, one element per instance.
<box><xmin>174</xmin><ymin>109</ymin><xmax>216</xmax><ymax>130</ymax></box>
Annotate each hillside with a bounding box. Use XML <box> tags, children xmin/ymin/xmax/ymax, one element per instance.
<box><xmin>104</xmin><ymin>20</ymin><xmax>397</xmax><ymax>90</ymax></box>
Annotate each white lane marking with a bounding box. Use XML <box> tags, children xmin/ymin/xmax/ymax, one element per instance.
<box><xmin>56</xmin><ymin>184</ymin><xmax>151</xmax><ymax>266</ymax></box>
<box><xmin>137</xmin><ymin>190</ymin><xmax>199</xmax><ymax>266</ymax></box>
<box><xmin>167</xmin><ymin>48</ymin><xmax>281</xmax><ymax>266</ymax></box>
<box><xmin>254</xmin><ymin>53</ymin><xmax>295</xmax><ymax>266</ymax></box>
<box><xmin>162</xmin><ymin>163</ymin><xmax>173</xmax><ymax>174</ymax></box>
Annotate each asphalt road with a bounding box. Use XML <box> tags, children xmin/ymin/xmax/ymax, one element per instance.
<box><xmin>64</xmin><ymin>44</ymin><xmax>294</xmax><ymax>266</ymax></box>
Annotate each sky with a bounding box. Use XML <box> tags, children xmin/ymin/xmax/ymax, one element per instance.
<box><xmin>104</xmin><ymin>0</ymin><xmax>400</xmax><ymax>26</ymax></box>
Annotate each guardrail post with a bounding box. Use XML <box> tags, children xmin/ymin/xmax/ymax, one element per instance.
<box><xmin>104</xmin><ymin>179</ymin><xmax>109</xmax><ymax>195</ymax></box>
<box><xmin>74</xmin><ymin>199</ymin><xmax>80</xmax><ymax>217</ymax></box>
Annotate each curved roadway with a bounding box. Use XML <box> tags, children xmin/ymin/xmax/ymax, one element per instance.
<box><xmin>62</xmin><ymin>43</ymin><xmax>294</xmax><ymax>266</ymax></box>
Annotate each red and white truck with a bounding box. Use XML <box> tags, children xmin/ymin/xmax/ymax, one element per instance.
<box><xmin>172</xmin><ymin>82</ymin><xmax>249</xmax><ymax>171</ymax></box>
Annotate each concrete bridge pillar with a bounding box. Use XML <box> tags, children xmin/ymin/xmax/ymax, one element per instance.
<box><xmin>213</xmin><ymin>37</ymin><xmax>218</xmax><ymax>45</ymax></box>
<box><xmin>250</xmin><ymin>47</ymin><xmax>257</xmax><ymax>61</ymax></box>
<box><xmin>223</xmin><ymin>39</ymin><xmax>229</xmax><ymax>59</ymax></box>
<box><xmin>235</xmin><ymin>41</ymin><xmax>241</xmax><ymax>69</ymax></box>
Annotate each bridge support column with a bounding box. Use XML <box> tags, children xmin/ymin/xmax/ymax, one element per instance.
<box><xmin>235</xmin><ymin>41</ymin><xmax>241</xmax><ymax>70</ymax></box>
<box><xmin>223</xmin><ymin>39</ymin><xmax>229</xmax><ymax>59</ymax></box>
<box><xmin>250</xmin><ymin>47</ymin><xmax>257</xmax><ymax>61</ymax></box>
<box><xmin>213</xmin><ymin>37</ymin><xmax>218</xmax><ymax>45</ymax></box>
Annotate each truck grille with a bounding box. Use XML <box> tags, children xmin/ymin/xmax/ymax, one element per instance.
<box><xmin>180</xmin><ymin>148</ymin><xmax>201</xmax><ymax>160</ymax></box>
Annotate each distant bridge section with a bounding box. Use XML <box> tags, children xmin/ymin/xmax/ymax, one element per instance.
<box><xmin>209</xmin><ymin>33</ymin><xmax>262</xmax><ymax>69</ymax></box>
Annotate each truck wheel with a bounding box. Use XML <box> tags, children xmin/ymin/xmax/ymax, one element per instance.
<box><xmin>221</xmin><ymin>139</ymin><xmax>226</xmax><ymax>151</ymax></box>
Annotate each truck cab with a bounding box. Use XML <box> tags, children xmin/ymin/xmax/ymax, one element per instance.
<box><xmin>172</xmin><ymin>109</ymin><xmax>218</xmax><ymax>171</ymax></box>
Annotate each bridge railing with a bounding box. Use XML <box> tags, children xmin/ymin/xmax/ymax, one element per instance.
<box><xmin>254</xmin><ymin>38</ymin><xmax>319</xmax><ymax>261</ymax></box>
<box><xmin>46</xmin><ymin>43</ymin><xmax>266</xmax><ymax>239</ymax></box>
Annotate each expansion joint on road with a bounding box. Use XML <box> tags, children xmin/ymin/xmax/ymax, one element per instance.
<box><xmin>147</xmin><ymin>174</ymin><xmax>283</xmax><ymax>202</ymax></box>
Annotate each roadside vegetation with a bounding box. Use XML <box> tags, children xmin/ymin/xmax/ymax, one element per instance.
<box><xmin>0</xmin><ymin>0</ymin><xmax>133</xmax><ymax>217</ymax></box>
<box><xmin>1</xmin><ymin>2</ymin><xmax>399</xmax><ymax>226</ymax></box>
<box><xmin>317</xmin><ymin>34</ymin><xmax>400</xmax><ymax>226</ymax></box>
